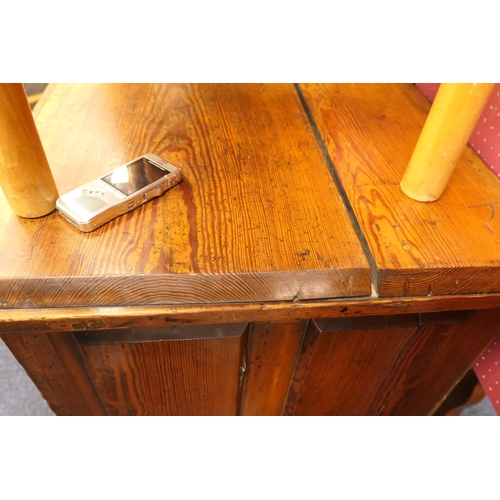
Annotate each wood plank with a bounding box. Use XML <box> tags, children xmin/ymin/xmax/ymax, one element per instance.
<box><xmin>382</xmin><ymin>308</ymin><xmax>500</xmax><ymax>415</ymax></box>
<box><xmin>240</xmin><ymin>321</ymin><xmax>305</xmax><ymax>415</ymax></box>
<box><xmin>0</xmin><ymin>84</ymin><xmax>371</xmax><ymax>308</ymax></box>
<box><xmin>300</xmin><ymin>83</ymin><xmax>500</xmax><ymax>297</ymax></box>
<box><xmin>284</xmin><ymin>321</ymin><xmax>420</xmax><ymax>415</ymax></box>
<box><xmin>82</xmin><ymin>333</ymin><xmax>246</xmax><ymax>415</ymax></box>
<box><xmin>0</xmin><ymin>331</ymin><xmax>107</xmax><ymax>415</ymax></box>
<box><xmin>3</xmin><ymin>294</ymin><xmax>500</xmax><ymax>335</ymax></box>
<box><xmin>284</xmin><ymin>309</ymin><xmax>500</xmax><ymax>415</ymax></box>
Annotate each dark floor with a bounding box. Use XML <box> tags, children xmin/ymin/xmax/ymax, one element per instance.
<box><xmin>23</xmin><ymin>83</ymin><xmax>48</xmax><ymax>95</ymax></box>
<box><xmin>0</xmin><ymin>339</ymin><xmax>53</xmax><ymax>416</ymax></box>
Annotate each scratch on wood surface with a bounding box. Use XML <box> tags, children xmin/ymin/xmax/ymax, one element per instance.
<box><xmin>485</xmin><ymin>223</ymin><xmax>496</xmax><ymax>234</ymax></box>
<box><xmin>468</xmin><ymin>201</ymin><xmax>500</xmax><ymax>220</ymax></box>
<box><xmin>21</xmin><ymin>296</ymin><xmax>38</xmax><ymax>309</ymax></box>
<box><xmin>239</xmin><ymin>351</ymin><xmax>247</xmax><ymax>387</ymax></box>
<box><xmin>348</xmin><ymin>274</ymin><xmax>354</xmax><ymax>295</ymax></box>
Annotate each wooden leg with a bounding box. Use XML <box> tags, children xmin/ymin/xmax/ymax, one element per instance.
<box><xmin>0</xmin><ymin>83</ymin><xmax>59</xmax><ymax>217</ymax></box>
<box><xmin>1</xmin><ymin>331</ymin><xmax>108</xmax><ymax>416</ymax></box>
<box><xmin>400</xmin><ymin>83</ymin><xmax>494</xmax><ymax>202</ymax></box>
<box><xmin>240</xmin><ymin>321</ymin><xmax>305</xmax><ymax>416</ymax></box>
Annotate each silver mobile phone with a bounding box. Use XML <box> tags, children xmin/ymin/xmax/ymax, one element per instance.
<box><xmin>56</xmin><ymin>153</ymin><xmax>182</xmax><ymax>232</ymax></box>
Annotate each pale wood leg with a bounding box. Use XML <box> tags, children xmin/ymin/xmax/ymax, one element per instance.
<box><xmin>0</xmin><ymin>84</ymin><xmax>59</xmax><ymax>217</ymax></box>
<box><xmin>401</xmin><ymin>83</ymin><xmax>495</xmax><ymax>202</ymax></box>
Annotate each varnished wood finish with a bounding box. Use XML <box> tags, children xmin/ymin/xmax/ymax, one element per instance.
<box><xmin>240</xmin><ymin>321</ymin><xmax>305</xmax><ymax>416</ymax></box>
<box><xmin>300</xmin><ymin>83</ymin><xmax>500</xmax><ymax>297</ymax></box>
<box><xmin>82</xmin><ymin>332</ymin><xmax>247</xmax><ymax>416</ymax></box>
<box><xmin>0</xmin><ymin>84</ymin><xmax>59</xmax><ymax>217</ymax></box>
<box><xmin>0</xmin><ymin>331</ymin><xmax>107</xmax><ymax>415</ymax></box>
<box><xmin>386</xmin><ymin>309</ymin><xmax>500</xmax><ymax>415</ymax></box>
<box><xmin>401</xmin><ymin>83</ymin><xmax>494</xmax><ymax>202</ymax></box>
<box><xmin>4</xmin><ymin>293</ymin><xmax>500</xmax><ymax>335</ymax></box>
<box><xmin>284</xmin><ymin>309</ymin><xmax>500</xmax><ymax>415</ymax></box>
<box><xmin>0</xmin><ymin>83</ymin><xmax>371</xmax><ymax>309</ymax></box>
<box><xmin>284</xmin><ymin>321</ymin><xmax>421</xmax><ymax>415</ymax></box>
<box><xmin>3</xmin><ymin>83</ymin><xmax>500</xmax><ymax>416</ymax></box>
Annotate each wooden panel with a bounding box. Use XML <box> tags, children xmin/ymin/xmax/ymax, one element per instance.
<box><xmin>240</xmin><ymin>321</ymin><xmax>305</xmax><ymax>416</ymax></box>
<box><xmin>0</xmin><ymin>83</ymin><xmax>371</xmax><ymax>308</ymax></box>
<box><xmin>299</xmin><ymin>83</ymin><xmax>500</xmax><ymax>297</ymax></box>
<box><xmin>285</xmin><ymin>309</ymin><xmax>500</xmax><ymax>415</ymax></box>
<box><xmin>82</xmin><ymin>333</ymin><xmax>247</xmax><ymax>415</ymax></box>
<box><xmin>382</xmin><ymin>308</ymin><xmax>500</xmax><ymax>415</ymax></box>
<box><xmin>0</xmin><ymin>331</ymin><xmax>107</xmax><ymax>415</ymax></box>
<box><xmin>284</xmin><ymin>322</ymin><xmax>420</xmax><ymax>416</ymax></box>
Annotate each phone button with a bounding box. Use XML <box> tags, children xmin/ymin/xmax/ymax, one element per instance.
<box><xmin>142</xmin><ymin>193</ymin><xmax>148</xmax><ymax>202</ymax></box>
<box><xmin>127</xmin><ymin>201</ymin><xmax>135</xmax><ymax>209</ymax></box>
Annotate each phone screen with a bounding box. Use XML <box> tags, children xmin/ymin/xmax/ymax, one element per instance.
<box><xmin>101</xmin><ymin>158</ymin><xmax>169</xmax><ymax>196</ymax></box>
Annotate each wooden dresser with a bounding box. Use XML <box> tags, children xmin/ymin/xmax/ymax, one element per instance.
<box><xmin>2</xmin><ymin>83</ymin><xmax>500</xmax><ymax>415</ymax></box>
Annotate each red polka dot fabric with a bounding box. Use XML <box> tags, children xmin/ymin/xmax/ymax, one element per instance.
<box><xmin>474</xmin><ymin>339</ymin><xmax>500</xmax><ymax>412</ymax></box>
<box><xmin>418</xmin><ymin>83</ymin><xmax>500</xmax><ymax>415</ymax></box>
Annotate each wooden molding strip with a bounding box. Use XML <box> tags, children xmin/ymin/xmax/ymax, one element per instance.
<box><xmin>2</xmin><ymin>293</ymin><xmax>500</xmax><ymax>334</ymax></box>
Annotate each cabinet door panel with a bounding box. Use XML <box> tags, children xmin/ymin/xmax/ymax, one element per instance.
<box><xmin>383</xmin><ymin>309</ymin><xmax>500</xmax><ymax>415</ymax></box>
<box><xmin>82</xmin><ymin>332</ymin><xmax>247</xmax><ymax>416</ymax></box>
<box><xmin>285</xmin><ymin>323</ymin><xmax>419</xmax><ymax>415</ymax></box>
<box><xmin>285</xmin><ymin>310</ymin><xmax>500</xmax><ymax>416</ymax></box>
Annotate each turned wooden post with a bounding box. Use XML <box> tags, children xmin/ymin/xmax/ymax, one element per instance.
<box><xmin>0</xmin><ymin>83</ymin><xmax>59</xmax><ymax>217</ymax></box>
<box><xmin>400</xmin><ymin>83</ymin><xmax>495</xmax><ymax>202</ymax></box>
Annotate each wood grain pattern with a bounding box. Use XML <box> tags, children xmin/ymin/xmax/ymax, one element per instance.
<box><xmin>0</xmin><ymin>331</ymin><xmax>107</xmax><ymax>415</ymax></box>
<box><xmin>300</xmin><ymin>83</ymin><xmax>500</xmax><ymax>297</ymax></box>
<box><xmin>284</xmin><ymin>309</ymin><xmax>500</xmax><ymax>415</ymax></box>
<box><xmin>240</xmin><ymin>321</ymin><xmax>305</xmax><ymax>415</ymax></box>
<box><xmin>4</xmin><ymin>293</ymin><xmax>500</xmax><ymax>335</ymax></box>
<box><xmin>284</xmin><ymin>321</ymin><xmax>421</xmax><ymax>415</ymax></box>
<box><xmin>383</xmin><ymin>308</ymin><xmax>500</xmax><ymax>415</ymax></box>
<box><xmin>82</xmin><ymin>332</ymin><xmax>247</xmax><ymax>415</ymax></box>
<box><xmin>0</xmin><ymin>83</ymin><xmax>371</xmax><ymax>308</ymax></box>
